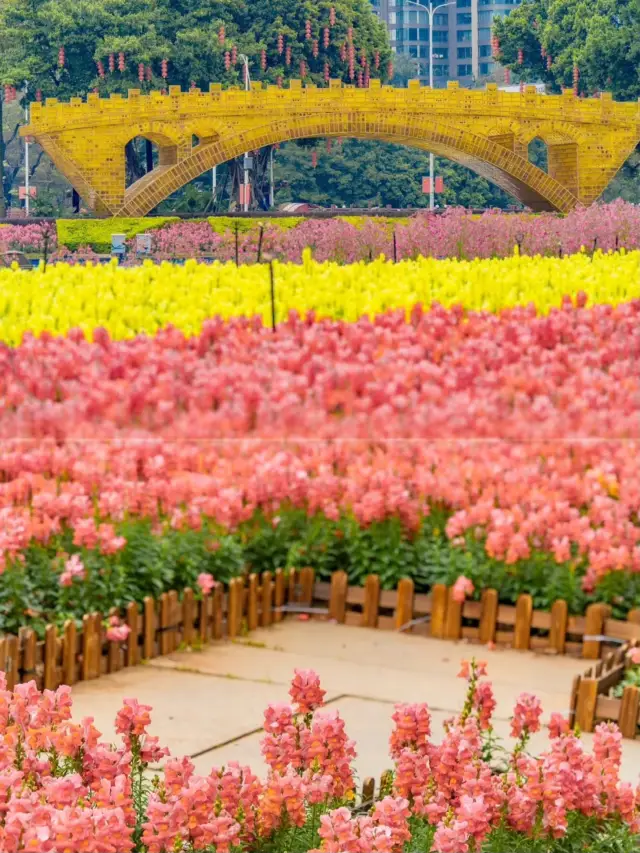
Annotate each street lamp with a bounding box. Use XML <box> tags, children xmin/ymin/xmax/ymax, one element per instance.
<box><xmin>238</xmin><ymin>54</ymin><xmax>251</xmax><ymax>212</ymax></box>
<box><xmin>405</xmin><ymin>0</ymin><xmax>453</xmax><ymax>210</ymax></box>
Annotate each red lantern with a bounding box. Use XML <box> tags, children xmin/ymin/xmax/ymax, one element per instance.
<box><xmin>329</xmin><ymin>6</ymin><xmax>336</xmax><ymax>27</ymax></box>
<box><xmin>360</xmin><ymin>49</ymin><xmax>367</xmax><ymax>68</ymax></box>
<box><xmin>231</xmin><ymin>46</ymin><xmax>237</xmax><ymax>65</ymax></box>
<box><xmin>364</xmin><ymin>70</ymin><xmax>370</xmax><ymax>88</ymax></box>
<box><xmin>312</xmin><ymin>39</ymin><xmax>319</xmax><ymax>59</ymax></box>
<box><xmin>311</xmin><ymin>150</ymin><xmax>317</xmax><ymax>168</ymax></box>
<box><xmin>324</xmin><ymin>61</ymin><xmax>330</xmax><ymax>83</ymax></box>
<box><xmin>387</xmin><ymin>60</ymin><xmax>394</xmax><ymax>80</ymax></box>
<box><xmin>161</xmin><ymin>58</ymin><xmax>168</xmax><ymax>79</ymax></box>
<box><xmin>146</xmin><ymin>65</ymin><xmax>153</xmax><ymax>83</ymax></box>
<box><xmin>573</xmin><ymin>63</ymin><xmax>579</xmax><ymax>95</ymax></box>
<box><xmin>305</xmin><ymin>20</ymin><xmax>312</xmax><ymax>40</ymax></box>
<box><xmin>190</xmin><ymin>80</ymin><xmax>196</xmax><ymax>90</ymax></box>
<box><xmin>109</xmin><ymin>54</ymin><xmax>115</xmax><ymax>73</ymax></box>
<box><xmin>326</xmin><ymin>139</ymin><xmax>332</xmax><ymax>153</ymax></box>
<box><xmin>35</xmin><ymin>89</ymin><xmax>42</xmax><ymax>102</ymax></box>
<box><xmin>340</xmin><ymin>43</ymin><xmax>347</xmax><ymax>62</ymax></box>
<box><xmin>374</xmin><ymin>50</ymin><xmax>380</xmax><ymax>70</ymax></box>
<box><xmin>546</xmin><ymin>55</ymin><xmax>552</xmax><ymax>70</ymax></box>
<box><xmin>347</xmin><ymin>26</ymin><xmax>353</xmax><ymax>43</ymax></box>
<box><xmin>541</xmin><ymin>46</ymin><xmax>546</xmax><ymax>58</ymax></box>
<box><xmin>277</xmin><ymin>33</ymin><xmax>284</xmax><ymax>55</ymax></box>
<box><xmin>324</xmin><ymin>28</ymin><xmax>330</xmax><ymax>49</ymax></box>
<box><xmin>97</xmin><ymin>60</ymin><xmax>105</xmax><ymax>78</ymax></box>
<box><xmin>118</xmin><ymin>52</ymin><xmax>125</xmax><ymax>72</ymax></box>
<box><xmin>224</xmin><ymin>51</ymin><xmax>231</xmax><ymax>71</ymax></box>
<box><xmin>504</xmin><ymin>67</ymin><xmax>511</xmax><ymax>84</ymax></box>
<box><xmin>286</xmin><ymin>46</ymin><xmax>292</xmax><ymax>66</ymax></box>
<box><xmin>357</xmin><ymin>70</ymin><xmax>364</xmax><ymax>87</ymax></box>
<box><xmin>58</xmin><ymin>47</ymin><xmax>65</xmax><ymax>68</ymax></box>
<box><xmin>517</xmin><ymin>48</ymin><xmax>523</xmax><ymax>65</ymax></box>
<box><xmin>300</xmin><ymin>60</ymin><xmax>307</xmax><ymax>78</ymax></box>
<box><xmin>218</xmin><ymin>25</ymin><xmax>225</xmax><ymax>45</ymax></box>
<box><xmin>138</xmin><ymin>63</ymin><xmax>144</xmax><ymax>82</ymax></box>
<box><xmin>261</xmin><ymin>49</ymin><xmax>267</xmax><ymax>71</ymax></box>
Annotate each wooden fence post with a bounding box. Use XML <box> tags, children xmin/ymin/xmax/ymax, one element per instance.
<box><xmin>549</xmin><ymin>599</ymin><xmax>568</xmax><ymax>655</ymax></box>
<box><xmin>19</xmin><ymin>627</ymin><xmax>37</xmax><ymax>685</ymax></box>
<box><xmin>125</xmin><ymin>601</ymin><xmax>139</xmax><ymax>666</ymax></box>
<box><xmin>568</xmin><ymin>674</ymin><xmax>580</xmax><ymax>729</ymax></box>
<box><xmin>299</xmin><ymin>567</ymin><xmax>315</xmax><ymax>605</ymax></box>
<box><xmin>62</xmin><ymin>621</ymin><xmax>77</xmax><ymax>685</ymax></box>
<box><xmin>478</xmin><ymin>588</ymin><xmax>498</xmax><ymax>645</ymax></box>
<box><xmin>444</xmin><ymin>588</ymin><xmax>462</xmax><ymax>640</ymax></box>
<box><xmin>394</xmin><ymin>578</ymin><xmax>414</xmax><ymax>631</ymax></box>
<box><xmin>212</xmin><ymin>584</ymin><xmax>224</xmax><ymax>639</ymax></box>
<box><xmin>247</xmin><ymin>574</ymin><xmax>259</xmax><ymax>631</ymax></box>
<box><xmin>430</xmin><ymin>584</ymin><xmax>448</xmax><ymax>638</ymax></box>
<box><xmin>261</xmin><ymin>572</ymin><xmax>273</xmax><ymax>628</ymax></box>
<box><xmin>583</xmin><ymin>603</ymin><xmax>608</xmax><ymax>659</ymax></box>
<box><xmin>0</xmin><ymin>638</ymin><xmax>6</xmax><ymax>675</ymax></box>
<box><xmin>575</xmin><ymin>677</ymin><xmax>599</xmax><ymax>732</ymax></box>
<box><xmin>329</xmin><ymin>570</ymin><xmax>348</xmax><ymax>623</ymax></box>
<box><xmin>228</xmin><ymin>578</ymin><xmax>242</xmax><ymax>639</ymax></box>
<box><xmin>168</xmin><ymin>590</ymin><xmax>180</xmax><ymax>652</ymax></box>
<box><xmin>361</xmin><ymin>777</ymin><xmax>375</xmax><ymax>805</ymax></box>
<box><xmin>107</xmin><ymin>607</ymin><xmax>121</xmax><ymax>674</ymax></box>
<box><xmin>199</xmin><ymin>593</ymin><xmax>210</xmax><ymax>644</ymax></box>
<box><xmin>362</xmin><ymin>574</ymin><xmax>380</xmax><ymax>628</ymax></box>
<box><xmin>182</xmin><ymin>588</ymin><xmax>195</xmax><ymax>648</ymax></box>
<box><xmin>159</xmin><ymin>593</ymin><xmax>170</xmax><ymax>655</ymax></box>
<box><xmin>618</xmin><ymin>686</ymin><xmax>640</xmax><ymax>739</ymax></box>
<box><xmin>513</xmin><ymin>594</ymin><xmax>533</xmax><ymax>650</ymax></box>
<box><xmin>274</xmin><ymin>569</ymin><xmax>285</xmax><ymax>623</ymax></box>
<box><xmin>143</xmin><ymin>597</ymin><xmax>155</xmax><ymax>659</ymax></box>
<box><xmin>5</xmin><ymin>634</ymin><xmax>19</xmax><ymax>690</ymax></box>
<box><xmin>44</xmin><ymin>625</ymin><xmax>57</xmax><ymax>690</ymax></box>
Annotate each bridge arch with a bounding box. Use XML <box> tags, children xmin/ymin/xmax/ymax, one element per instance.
<box><xmin>118</xmin><ymin>112</ymin><xmax>580</xmax><ymax>216</ymax></box>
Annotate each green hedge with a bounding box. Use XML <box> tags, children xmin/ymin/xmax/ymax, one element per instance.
<box><xmin>56</xmin><ymin>217</ymin><xmax>179</xmax><ymax>253</ymax></box>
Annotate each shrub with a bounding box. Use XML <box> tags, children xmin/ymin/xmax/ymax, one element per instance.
<box><xmin>56</xmin><ymin>217</ymin><xmax>178</xmax><ymax>254</ymax></box>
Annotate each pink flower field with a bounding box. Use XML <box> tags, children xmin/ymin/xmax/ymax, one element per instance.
<box><xmin>0</xmin><ymin>296</ymin><xmax>638</xmax><ymax>632</ymax></box>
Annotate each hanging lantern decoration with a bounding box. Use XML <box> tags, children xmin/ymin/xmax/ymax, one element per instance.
<box><xmin>161</xmin><ymin>58</ymin><xmax>168</xmax><ymax>79</ymax></box>
<box><xmin>340</xmin><ymin>43</ymin><xmax>347</xmax><ymax>62</ymax></box>
<box><xmin>231</xmin><ymin>45</ymin><xmax>238</xmax><ymax>65</ymax></box>
<box><xmin>224</xmin><ymin>51</ymin><xmax>231</xmax><ymax>71</ymax></box>
<box><xmin>348</xmin><ymin>42</ymin><xmax>356</xmax><ymax>80</ymax></box>
<box><xmin>58</xmin><ymin>47</ymin><xmax>65</xmax><ymax>68</ymax></box>
<box><xmin>109</xmin><ymin>54</ymin><xmax>115</xmax><ymax>73</ymax></box>
<box><xmin>261</xmin><ymin>48</ymin><xmax>267</xmax><ymax>71</ymax></box>
<box><xmin>491</xmin><ymin>36</ymin><xmax>499</xmax><ymax>58</ymax></box>
<box><xmin>218</xmin><ymin>25</ymin><xmax>225</xmax><ymax>45</ymax></box>
<box><xmin>347</xmin><ymin>26</ymin><xmax>353</xmax><ymax>43</ymax></box>
<box><xmin>360</xmin><ymin>48</ymin><xmax>367</xmax><ymax>68</ymax></box>
<box><xmin>277</xmin><ymin>75</ymin><xmax>283</xmax><ymax>88</ymax></box>
<box><xmin>311</xmin><ymin>149</ymin><xmax>317</xmax><ymax>168</ymax></box>
<box><xmin>357</xmin><ymin>70</ymin><xmax>364</xmax><ymax>88</ymax></box>
<box><xmin>517</xmin><ymin>48</ymin><xmax>523</xmax><ymax>65</ymax></box>
<box><xmin>146</xmin><ymin>65</ymin><xmax>153</xmax><ymax>82</ymax></box>
<box><xmin>190</xmin><ymin>80</ymin><xmax>196</xmax><ymax>90</ymax></box>
<box><xmin>573</xmin><ymin>63</ymin><xmax>579</xmax><ymax>95</ymax></box>
<box><xmin>312</xmin><ymin>39</ymin><xmax>319</xmax><ymax>59</ymax></box>
<box><xmin>305</xmin><ymin>20</ymin><xmax>312</xmax><ymax>40</ymax></box>
<box><xmin>277</xmin><ymin>33</ymin><xmax>284</xmax><ymax>55</ymax></box>
<box><xmin>329</xmin><ymin>6</ymin><xmax>336</xmax><ymax>27</ymax></box>
<box><xmin>96</xmin><ymin>60</ymin><xmax>105</xmax><ymax>78</ymax></box>
<box><xmin>300</xmin><ymin>60</ymin><xmax>307</xmax><ymax>78</ymax></box>
<box><xmin>541</xmin><ymin>46</ymin><xmax>546</xmax><ymax>59</ymax></box>
<box><xmin>546</xmin><ymin>55</ymin><xmax>552</xmax><ymax>70</ymax></box>
<box><xmin>35</xmin><ymin>89</ymin><xmax>42</xmax><ymax>102</ymax></box>
<box><xmin>285</xmin><ymin>45</ymin><xmax>292</xmax><ymax>66</ymax></box>
<box><xmin>326</xmin><ymin>138</ymin><xmax>332</xmax><ymax>153</ymax></box>
<box><xmin>324</xmin><ymin>27</ymin><xmax>330</xmax><ymax>50</ymax></box>
<box><xmin>504</xmin><ymin>67</ymin><xmax>511</xmax><ymax>84</ymax></box>
<box><xmin>324</xmin><ymin>61</ymin><xmax>330</xmax><ymax>83</ymax></box>
<box><xmin>374</xmin><ymin>50</ymin><xmax>380</xmax><ymax>70</ymax></box>
<box><xmin>138</xmin><ymin>63</ymin><xmax>145</xmax><ymax>83</ymax></box>
<box><xmin>364</xmin><ymin>69</ymin><xmax>370</xmax><ymax>88</ymax></box>
<box><xmin>387</xmin><ymin>60</ymin><xmax>394</xmax><ymax>80</ymax></box>
<box><xmin>118</xmin><ymin>52</ymin><xmax>126</xmax><ymax>72</ymax></box>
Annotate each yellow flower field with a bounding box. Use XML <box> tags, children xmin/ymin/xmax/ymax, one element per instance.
<box><xmin>0</xmin><ymin>249</ymin><xmax>637</xmax><ymax>344</ymax></box>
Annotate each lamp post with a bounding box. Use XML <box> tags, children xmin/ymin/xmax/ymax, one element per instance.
<box><xmin>406</xmin><ymin>0</ymin><xmax>453</xmax><ymax>210</ymax></box>
<box><xmin>238</xmin><ymin>54</ymin><xmax>251</xmax><ymax>212</ymax></box>
<box><xmin>24</xmin><ymin>81</ymin><xmax>30</xmax><ymax>217</ymax></box>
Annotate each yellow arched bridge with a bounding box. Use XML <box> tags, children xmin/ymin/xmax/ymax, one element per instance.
<box><xmin>22</xmin><ymin>79</ymin><xmax>640</xmax><ymax>217</ymax></box>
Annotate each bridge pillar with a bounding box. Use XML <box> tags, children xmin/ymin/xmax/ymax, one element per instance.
<box><xmin>548</xmin><ymin>143</ymin><xmax>579</xmax><ymax>200</ymax></box>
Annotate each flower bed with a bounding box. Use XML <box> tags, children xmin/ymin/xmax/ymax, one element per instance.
<box><xmin>0</xmin><ymin>291</ymin><xmax>638</xmax><ymax>635</ymax></box>
<box><xmin>0</xmin><ymin>660</ymin><xmax>638</xmax><ymax>852</ymax></box>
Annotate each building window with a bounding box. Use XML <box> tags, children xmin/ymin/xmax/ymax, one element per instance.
<box><xmin>409</xmin><ymin>45</ymin><xmax>418</xmax><ymax>57</ymax></box>
<box><xmin>479</xmin><ymin>44</ymin><xmax>492</xmax><ymax>57</ymax></box>
<box><xmin>408</xmin><ymin>27</ymin><xmax>418</xmax><ymax>39</ymax></box>
<box><xmin>478</xmin><ymin>27</ymin><xmax>491</xmax><ymax>39</ymax></box>
<box><xmin>456</xmin><ymin>12</ymin><xmax>472</xmax><ymax>24</ymax></box>
<box><xmin>433</xmin><ymin>13</ymin><xmax>448</xmax><ymax>25</ymax></box>
<box><xmin>478</xmin><ymin>10</ymin><xmax>493</xmax><ymax>24</ymax></box>
<box><xmin>432</xmin><ymin>48</ymin><xmax>449</xmax><ymax>59</ymax></box>
<box><xmin>479</xmin><ymin>62</ymin><xmax>494</xmax><ymax>75</ymax></box>
<box><xmin>457</xmin><ymin>47</ymin><xmax>472</xmax><ymax>59</ymax></box>
<box><xmin>457</xmin><ymin>29</ymin><xmax>472</xmax><ymax>42</ymax></box>
<box><xmin>433</xmin><ymin>65</ymin><xmax>448</xmax><ymax>77</ymax></box>
<box><xmin>456</xmin><ymin>0</ymin><xmax>471</xmax><ymax>6</ymax></box>
<box><xmin>432</xmin><ymin>30</ymin><xmax>448</xmax><ymax>42</ymax></box>
<box><xmin>457</xmin><ymin>64</ymin><xmax>473</xmax><ymax>76</ymax></box>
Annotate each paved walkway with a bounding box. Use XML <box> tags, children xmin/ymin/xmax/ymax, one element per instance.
<box><xmin>69</xmin><ymin>621</ymin><xmax>640</xmax><ymax>783</ymax></box>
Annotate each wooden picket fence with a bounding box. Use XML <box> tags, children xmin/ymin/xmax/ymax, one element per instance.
<box><xmin>572</xmin><ymin>640</ymin><xmax>640</xmax><ymax>739</ymax></box>
<box><xmin>1</xmin><ymin>566</ymin><xmax>640</xmax><ymax>692</ymax></box>
<box><xmin>316</xmin><ymin>570</ymin><xmax>640</xmax><ymax>661</ymax></box>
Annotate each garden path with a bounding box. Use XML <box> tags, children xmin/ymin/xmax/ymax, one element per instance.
<box><xmin>69</xmin><ymin>621</ymin><xmax>640</xmax><ymax>783</ymax></box>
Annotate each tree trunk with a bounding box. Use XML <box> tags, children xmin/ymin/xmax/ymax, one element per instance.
<box><xmin>0</xmin><ymin>94</ymin><xmax>6</xmax><ymax>217</ymax></box>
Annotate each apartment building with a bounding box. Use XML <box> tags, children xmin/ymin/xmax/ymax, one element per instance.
<box><xmin>370</xmin><ymin>0</ymin><xmax>522</xmax><ymax>88</ymax></box>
